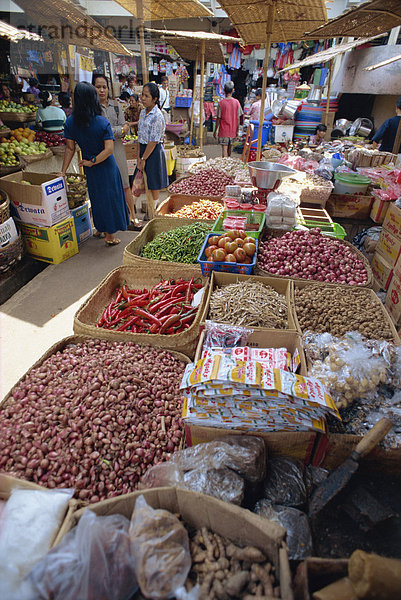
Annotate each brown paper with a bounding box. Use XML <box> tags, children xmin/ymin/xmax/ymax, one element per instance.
<box><xmin>349</xmin><ymin>550</ymin><xmax>401</xmax><ymax>600</ymax></box>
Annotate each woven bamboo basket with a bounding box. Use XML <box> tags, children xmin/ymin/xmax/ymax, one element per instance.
<box><xmin>168</xmin><ymin>173</ymin><xmax>223</xmax><ymax>201</ymax></box>
<box><xmin>0</xmin><ymin>159</ymin><xmax>22</xmax><ymax>177</ymax></box>
<box><xmin>1</xmin><ymin>335</ymin><xmax>191</xmax><ymax>412</ymax></box>
<box><xmin>74</xmin><ymin>265</ymin><xmax>209</xmax><ymax>359</ymax></box>
<box><xmin>255</xmin><ymin>231</ymin><xmax>373</xmax><ymax>288</ymax></box>
<box><xmin>156</xmin><ymin>194</ymin><xmax>224</xmax><ymax>218</ymax></box>
<box><xmin>0</xmin><ymin>111</ymin><xmax>36</xmax><ymax>123</ymax></box>
<box><xmin>59</xmin><ymin>173</ymin><xmax>88</xmax><ymax>209</ymax></box>
<box><xmin>0</xmin><ymin>127</ymin><xmax>11</xmax><ymax>138</ymax></box>
<box><xmin>0</xmin><ymin>190</ymin><xmax>10</xmax><ymax>224</ymax></box>
<box><xmin>123</xmin><ymin>217</ymin><xmax>212</xmax><ymax>274</ymax></box>
<box><xmin>0</xmin><ymin>231</ymin><xmax>23</xmax><ymax>274</ymax></box>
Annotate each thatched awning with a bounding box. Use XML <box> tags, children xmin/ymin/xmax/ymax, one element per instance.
<box><xmin>146</xmin><ymin>29</ymin><xmax>241</xmax><ymax>63</ymax></box>
<box><xmin>114</xmin><ymin>0</ymin><xmax>213</xmax><ymax>21</ymax></box>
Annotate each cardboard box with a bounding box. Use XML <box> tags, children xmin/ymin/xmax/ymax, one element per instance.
<box><xmin>375</xmin><ymin>228</ymin><xmax>401</xmax><ymax>267</ymax></box>
<box><xmin>382</xmin><ymin>202</ymin><xmax>401</xmax><ymax>240</ymax></box>
<box><xmin>274</xmin><ymin>125</ymin><xmax>294</xmax><ymax>143</ymax></box>
<box><xmin>393</xmin><ymin>253</ymin><xmax>401</xmax><ymax>281</ymax></box>
<box><xmin>55</xmin><ymin>487</ymin><xmax>292</xmax><ymax>600</ymax></box>
<box><xmin>20</xmin><ymin>216</ymin><xmax>78</xmax><ymax>264</ymax></box>
<box><xmin>0</xmin><ymin>172</ymin><xmax>69</xmax><ymax>227</ymax></box>
<box><xmin>370</xmin><ymin>196</ymin><xmax>391</xmax><ymax>224</ymax></box>
<box><xmin>206</xmin><ymin>271</ymin><xmax>298</xmax><ymax>332</ymax></box>
<box><xmin>371</xmin><ymin>252</ymin><xmax>394</xmax><ymax>290</ymax></box>
<box><xmin>293</xmin><ymin>557</ymin><xmax>349</xmax><ymax>600</ymax></box>
<box><xmin>0</xmin><ymin>216</ymin><xmax>18</xmax><ymax>248</ymax></box>
<box><xmin>326</xmin><ymin>193</ymin><xmax>373</xmax><ymax>219</ymax></box>
<box><xmin>71</xmin><ymin>202</ymin><xmax>92</xmax><ymax>244</ymax></box>
<box><xmin>123</xmin><ymin>142</ymin><xmax>138</xmax><ymax>160</ymax></box>
<box><xmin>385</xmin><ymin>274</ymin><xmax>401</xmax><ymax>327</ymax></box>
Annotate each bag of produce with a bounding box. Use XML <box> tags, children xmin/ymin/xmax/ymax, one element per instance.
<box><xmin>132</xmin><ymin>170</ymin><xmax>145</xmax><ymax>197</ymax></box>
<box><xmin>262</xmin><ymin>457</ymin><xmax>307</xmax><ymax>507</ymax></box>
<box><xmin>28</xmin><ymin>511</ymin><xmax>137</xmax><ymax>600</ymax></box>
<box><xmin>130</xmin><ymin>495</ymin><xmax>193</xmax><ymax>600</ymax></box>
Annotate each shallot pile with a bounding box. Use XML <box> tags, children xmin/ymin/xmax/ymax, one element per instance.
<box><xmin>170</xmin><ymin>169</ymin><xmax>233</xmax><ymax>197</ymax></box>
<box><xmin>258</xmin><ymin>229</ymin><xmax>369</xmax><ymax>286</ymax></box>
<box><xmin>0</xmin><ymin>340</ymin><xmax>186</xmax><ymax>503</ymax></box>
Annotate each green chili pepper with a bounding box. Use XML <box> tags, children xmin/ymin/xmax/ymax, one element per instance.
<box><xmin>140</xmin><ymin>222</ymin><xmax>212</xmax><ymax>264</ymax></box>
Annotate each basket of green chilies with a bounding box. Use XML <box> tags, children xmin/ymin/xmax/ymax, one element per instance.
<box><xmin>123</xmin><ymin>217</ymin><xmax>212</xmax><ymax>274</ymax></box>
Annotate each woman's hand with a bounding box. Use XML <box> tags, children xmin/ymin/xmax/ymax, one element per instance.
<box><xmin>122</xmin><ymin>123</ymin><xmax>130</xmax><ymax>136</ymax></box>
<box><xmin>137</xmin><ymin>157</ymin><xmax>146</xmax><ymax>171</ymax></box>
<box><xmin>78</xmin><ymin>159</ymin><xmax>93</xmax><ymax>168</ymax></box>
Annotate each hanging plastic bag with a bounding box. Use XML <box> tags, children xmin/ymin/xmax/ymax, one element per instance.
<box><xmin>130</xmin><ymin>495</ymin><xmax>194</xmax><ymax>600</ymax></box>
<box><xmin>132</xmin><ymin>169</ymin><xmax>145</xmax><ymax>197</ymax></box>
<box><xmin>28</xmin><ymin>511</ymin><xmax>138</xmax><ymax>600</ymax></box>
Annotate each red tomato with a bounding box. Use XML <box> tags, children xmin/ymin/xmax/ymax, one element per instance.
<box><xmin>205</xmin><ymin>245</ymin><xmax>218</xmax><ymax>258</ymax></box>
<box><xmin>225</xmin><ymin>241</ymin><xmax>238</xmax><ymax>254</ymax></box>
<box><xmin>243</xmin><ymin>242</ymin><xmax>256</xmax><ymax>257</ymax></box>
<box><xmin>212</xmin><ymin>248</ymin><xmax>226</xmax><ymax>262</ymax></box>
<box><xmin>225</xmin><ymin>230</ymin><xmax>237</xmax><ymax>240</ymax></box>
<box><xmin>209</xmin><ymin>235</ymin><xmax>220</xmax><ymax>246</ymax></box>
<box><xmin>234</xmin><ymin>238</ymin><xmax>244</xmax><ymax>248</ymax></box>
<box><xmin>243</xmin><ymin>236</ymin><xmax>255</xmax><ymax>245</ymax></box>
<box><xmin>225</xmin><ymin>253</ymin><xmax>237</xmax><ymax>263</ymax></box>
<box><xmin>234</xmin><ymin>248</ymin><xmax>246</xmax><ymax>262</ymax></box>
<box><xmin>218</xmin><ymin>236</ymin><xmax>231</xmax><ymax>249</ymax></box>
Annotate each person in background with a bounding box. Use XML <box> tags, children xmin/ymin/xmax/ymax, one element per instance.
<box><xmin>372</xmin><ymin>97</ymin><xmax>401</xmax><ymax>153</ymax></box>
<box><xmin>26</xmin><ymin>78</ymin><xmax>40</xmax><ymax>101</ymax></box>
<box><xmin>61</xmin><ymin>82</ymin><xmax>129</xmax><ymax>247</ymax></box>
<box><xmin>93</xmin><ymin>74</ymin><xmax>142</xmax><ymax>230</ymax></box>
<box><xmin>214</xmin><ymin>81</ymin><xmax>243</xmax><ymax>158</ymax></box>
<box><xmin>159</xmin><ymin>75</ymin><xmax>170</xmax><ymax>122</ymax></box>
<box><xmin>125</xmin><ymin>77</ymin><xmax>137</xmax><ymax>96</ymax></box>
<box><xmin>118</xmin><ymin>91</ymin><xmax>130</xmax><ymax>106</ymax></box>
<box><xmin>124</xmin><ymin>93</ymin><xmax>140</xmax><ymax>133</ymax></box>
<box><xmin>310</xmin><ymin>124</ymin><xmax>327</xmax><ymax>146</ymax></box>
<box><xmin>36</xmin><ymin>91</ymin><xmax>66</xmax><ymax>133</ymax></box>
<box><xmin>248</xmin><ymin>88</ymin><xmax>262</xmax><ymax>121</ymax></box>
<box><xmin>47</xmin><ymin>75</ymin><xmax>57</xmax><ymax>87</ymax></box>
<box><xmin>135</xmin><ymin>82</ymin><xmax>169</xmax><ymax>219</ymax></box>
<box><xmin>1</xmin><ymin>84</ymin><xmax>11</xmax><ymax>101</ymax></box>
<box><xmin>58</xmin><ymin>92</ymin><xmax>72</xmax><ymax>118</ymax></box>
<box><xmin>119</xmin><ymin>74</ymin><xmax>128</xmax><ymax>94</ymax></box>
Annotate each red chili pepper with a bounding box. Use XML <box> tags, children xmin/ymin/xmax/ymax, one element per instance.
<box><xmin>133</xmin><ymin>308</ymin><xmax>162</xmax><ymax>326</ymax></box>
<box><xmin>117</xmin><ymin>315</ymin><xmax>140</xmax><ymax>331</ymax></box>
<box><xmin>185</xmin><ymin>278</ymin><xmax>194</xmax><ymax>303</ymax></box>
<box><xmin>121</xmin><ymin>285</ymin><xmax>129</xmax><ymax>301</ymax></box>
<box><xmin>159</xmin><ymin>313</ymin><xmax>181</xmax><ymax>334</ymax></box>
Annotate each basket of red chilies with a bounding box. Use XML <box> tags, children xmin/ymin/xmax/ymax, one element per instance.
<box><xmin>73</xmin><ymin>265</ymin><xmax>209</xmax><ymax>358</ymax></box>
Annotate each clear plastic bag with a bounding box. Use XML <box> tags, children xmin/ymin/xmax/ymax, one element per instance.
<box><xmin>314</xmin><ymin>157</ymin><xmax>333</xmax><ymax>181</ymax></box>
<box><xmin>262</xmin><ymin>457</ymin><xmax>307</xmax><ymax>507</ymax></box>
<box><xmin>253</xmin><ymin>500</ymin><xmax>313</xmax><ymax>560</ymax></box>
<box><xmin>265</xmin><ymin>193</ymin><xmax>296</xmax><ymax>229</ymax></box>
<box><xmin>132</xmin><ymin>170</ymin><xmax>145</xmax><ymax>197</ymax></box>
<box><xmin>203</xmin><ymin>320</ymin><xmax>253</xmax><ymax>352</ymax></box>
<box><xmin>130</xmin><ymin>495</ymin><xmax>192</xmax><ymax>600</ymax></box>
<box><xmin>0</xmin><ymin>487</ymin><xmax>73</xmax><ymax>600</ymax></box>
<box><xmin>28</xmin><ymin>510</ymin><xmax>137</xmax><ymax>600</ymax></box>
<box><xmin>303</xmin><ymin>331</ymin><xmax>392</xmax><ymax>409</ymax></box>
<box><xmin>140</xmin><ymin>436</ymin><xmax>266</xmax><ymax>504</ymax></box>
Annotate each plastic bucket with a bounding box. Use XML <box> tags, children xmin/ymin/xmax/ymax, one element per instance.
<box><xmin>334</xmin><ymin>173</ymin><xmax>371</xmax><ymax>195</ymax></box>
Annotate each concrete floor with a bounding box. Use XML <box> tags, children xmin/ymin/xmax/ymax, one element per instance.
<box><xmin>0</xmin><ymin>141</ymin><xmax>224</xmax><ymax>399</ymax></box>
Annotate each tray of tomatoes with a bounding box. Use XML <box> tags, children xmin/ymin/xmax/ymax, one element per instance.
<box><xmin>197</xmin><ymin>230</ymin><xmax>258</xmax><ymax>276</ymax></box>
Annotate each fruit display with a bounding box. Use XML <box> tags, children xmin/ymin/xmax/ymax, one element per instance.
<box><xmin>0</xmin><ymin>139</ymin><xmax>47</xmax><ymax>159</ymax></box>
<box><xmin>35</xmin><ymin>131</ymin><xmax>66</xmax><ymax>148</ymax></box>
<box><xmin>123</xmin><ymin>132</ymin><xmax>137</xmax><ymax>142</ymax></box>
<box><xmin>65</xmin><ymin>174</ymin><xmax>88</xmax><ymax>209</ymax></box>
<box><xmin>9</xmin><ymin>127</ymin><xmax>35</xmax><ymax>143</ymax></box>
<box><xmin>0</xmin><ymin>145</ymin><xmax>19</xmax><ymax>168</ymax></box>
<box><xmin>0</xmin><ymin>100</ymin><xmax>36</xmax><ymax>114</ymax></box>
<box><xmin>204</xmin><ymin>231</ymin><xmax>257</xmax><ymax>264</ymax></box>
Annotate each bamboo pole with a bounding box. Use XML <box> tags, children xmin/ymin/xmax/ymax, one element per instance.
<box><xmin>137</xmin><ymin>0</ymin><xmax>148</xmax><ymax>85</ymax></box>
<box><xmin>199</xmin><ymin>39</ymin><xmax>205</xmax><ymax>150</ymax></box>
<box><xmin>256</xmin><ymin>4</ymin><xmax>275</xmax><ymax>161</ymax></box>
<box><xmin>108</xmin><ymin>52</ymin><xmax>117</xmax><ymax>97</ymax></box>
<box><xmin>65</xmin><ymin>44</ymin><xmax>75</xmax><ymax>94</ymax></box>
<box><xmin>189</xmin><ymin>49</ymin><xmax>199</xmax><ymax>147</ymax></box>
<box><xmin>324</xmin><ymin>61</ymin><xmax>333</xmax><ymax>127</ymax></box>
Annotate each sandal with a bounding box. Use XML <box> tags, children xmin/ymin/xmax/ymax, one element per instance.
<box><xmin>128</xmin><ymin>218</ymin><xmax>143</xmax><ymax>232</ymax></box>
<box><xmin>93</xmin><ymin>230</ymin><xmax>105</xmax><ymax>238</ymax></box>
<box><xmin>105</xmin><ymin>238</ymin><xmax>121</xmax><ymax>247</ymax></box>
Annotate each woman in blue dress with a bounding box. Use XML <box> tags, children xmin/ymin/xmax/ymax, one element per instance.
<box><xmin>61</xmin><ymin>82</ymin><xmax>129</xmax><ymax>246</ymax></box>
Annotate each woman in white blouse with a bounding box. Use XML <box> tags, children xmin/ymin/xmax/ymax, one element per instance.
<box><xmin>135</xmin><ymin>83</ymin><xmax>169</xmax><ymax>218</ymax></box>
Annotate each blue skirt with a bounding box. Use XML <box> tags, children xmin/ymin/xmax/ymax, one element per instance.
<box><xmin>136</xmin><ymin>143</ymin><xmax>169</xmax><ymax>191</ymax></box>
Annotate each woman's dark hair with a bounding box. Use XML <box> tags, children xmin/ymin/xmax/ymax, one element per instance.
<box><xmin>396</xmin><ymin>97</ymin><xmax>401</xmax><ymax>110</ymax></box>
<box><xmin>39</xmin><ymin>91</ymin><xmax>52</xmax><ymax>108</ymax></box>
<box><xmin>92</xmin><ymin>73</ymin><xmax>113</xmax><ymax>99</ymax></box>
<box><xmin>255</xmin><ymin>88</ymin><xmax>262</xmax><ymax>98</ymax></box>
<box><xmin>73</xmin><ymin>82</ymin><xmax>102</xmax><ymax>127</ymax></box>
<box><xmin>315</xmin><ymin>124</ymin><xmax>327</xmax><ymax>133</ymax></box>
<box><xmin>130</xmin><ymin>93</ymin><xmax>139</xmax><ymax>102</ymax></box>
<box><xmin>119</xmin><ymin>91</ymin><xmax>130</xmax><ymax>101</ymax></box>
<box><xmin>58</xmin><ymin>92</ymin><xmax>71</xmax><ymax>108</ymax></box>
<box><xmin>28</xmin><ymin>78</ymin><xmax>38</xmax><ymax>88</ymax></box>
<box><xmin>143</xmin><ymin>82</ymin><xmax>160</xmax><ymax>108</ymax></box>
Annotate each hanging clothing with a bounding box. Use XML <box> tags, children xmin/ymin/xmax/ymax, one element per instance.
<box><xmin>228</xmin><ymin>44</ymin><xmax>241</xmax><ymax>69</ymax></box>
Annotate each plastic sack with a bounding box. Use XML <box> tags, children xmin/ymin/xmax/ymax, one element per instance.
<box><xmin>132</xmin><ymin>169</ymin><xmax>145</xmax><ymax>197</ymax></box>
<box><xmin>29</xmin><ymin>510</ymin><xmax>137</xmax><ymax>600</ymax></box>
<box><xmin>203</xmin><ymin>320</ymin><xmax>253</xmax><ymax>352</ymax></box>
<box><xmin>262</xmin><ymin>457</ymin><xmax>307</xmax><ymax>507</ymax></box>
<box><xmin>303</xmin><ymin>331</ymin><xmax>391</xmax><ymax>409</ymax></box>
<box><xmin>265</xmin><ymin>192</ymin><xmax>296</xmax><ymax>229</ymax></box>
<box><xmin>0</xmin><ymin>487</ymin><xmax>73</xmax><ymax>600</ymax></box>
<box><xmin>314</xmin><ymin>157</ymin><xmax>333</xmax><ymax>181</ymax></box>
<box><xmin>130</xmin><ymin>495</ymin><xmax>192</xmax><ymax>600</ymax></box>
<box><xmin>254</xmin><ymin>500</ymin><xmax>313</xmax><ymax>560</ymax></box>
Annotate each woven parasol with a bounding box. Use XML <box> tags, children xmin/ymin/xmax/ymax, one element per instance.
<box><xmin>0</xmin><ymin>20</ymin><xmax>44</xmax><ymax>42</ymax></box>
<box><xmin>147</xmin><ymin>29</ymin><xmax>241</xmax><ymax>148</ymax></box>
<box><xmin>217</xmin><ymin>0</ymin><xmax>328</xmax><ymax>159</ymax></box>
<box><xmin>114</xmin><ymin>1</ymin><xmax>213</xmax><ymax>83</ymax></box>
<box><xmin>306</xmin><ymin>0</ymin><xmax>401</xmax><ymax>39</ymax></box>
<box><xmin>14</xmin><ymin>0</ymin><xmax>132</xmax><ymax>55</ymax></box>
